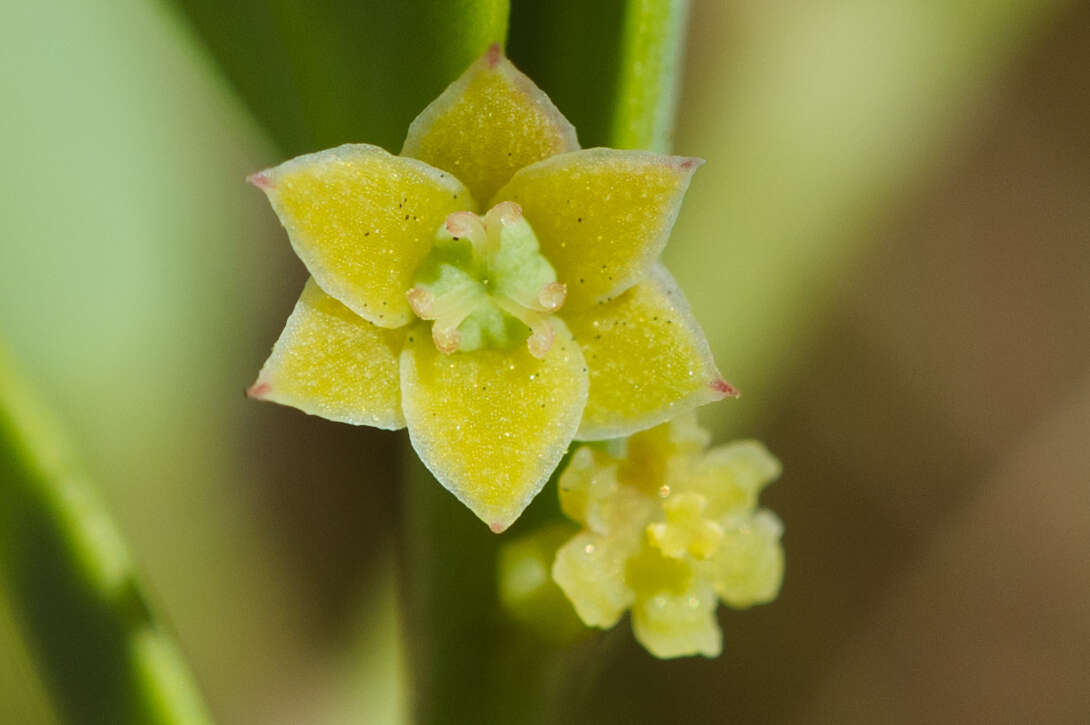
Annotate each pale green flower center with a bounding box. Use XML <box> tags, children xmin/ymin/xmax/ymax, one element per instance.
<box><xmin>407</xmin><ymin>202</ymin><xmax>566</xmax><ymax>358</ymax></box>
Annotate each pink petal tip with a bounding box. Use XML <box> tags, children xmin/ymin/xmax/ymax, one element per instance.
<box><xmin>247</xmin><ymin>381</ymin><xmax>272</xmax><ymax>399</ymax></box>
<box><xmin>246</xmin><ymin>172</ymin><xmax>273</xmax><ymax>190</ymax></box>
<box><xmin>711</xmin><ymin>379</ymin><xmax>740</xmax><ymax>398</ymax></box>
<box><xmin>486</xmin><ymin>42</ymin><xmax>502</xmax><ymax>68</ymax></box>
<box><xmin>678</xmin><ymin>157</ymin><xmax>704</xmax><ymax>172</ymax></box>
<box><xmin>489</xmin><ymin>521</ymin><xmax>508</xmax><ymax>534</ymax></box>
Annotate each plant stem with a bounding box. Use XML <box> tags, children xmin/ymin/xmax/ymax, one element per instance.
<box><xmin>509</xmin><ymin>0</ymin><xmax>689</xmax><ymax>151</ymax></box>
<box><xmin>398</xmin><ymin>4</ymin><xmax>691</xmax><ymax>722</ymax></box>
<box><xmin>610</xmin><ymin>0</ymin><xmax>690</xmax><ymax>152</ymax></box>
<box><xmin>400</xmin><ymin>449</ymin><xmax>586</xmax><ymax>724</ymax></box>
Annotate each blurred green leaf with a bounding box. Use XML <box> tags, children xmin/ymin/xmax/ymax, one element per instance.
<box><xmin>0</xmin><ymin>0</ymin><xmax>316</xmax><ymax>714</ymax></box>
<box><xmin>168</xmin><ymin>0</ymin><xmax>509</xmax><ymax>154</ymax></box>
<box><xmin>0</xmin><ymin>349</ymin><xmax>211</xmax><ymax>725</ymax></box>
<box><xmin>509</xmin><ymin>0</ymin><xmax>689</xmax><ymax>150</ymax></box>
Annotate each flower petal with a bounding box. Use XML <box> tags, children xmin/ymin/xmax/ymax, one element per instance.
<box><xmin>690</xmin><ymin>440</ymin><xmax>782</xmax><ymax>518</ymax></box>
<box><xmin>712</xmin><ymin>510</ymin><xmax>785</xmax><ymax>608</ymax></box>
<box><xmin>568</xmin><ymin>266</ymin><xmax>731</xmax><ymax>441</ymax></box>
<box><xmin>618</xmin><ymin>414</ymin><xmax>710</xmax><ymax>494</ymax></box>
<box><xmin>251</xmin><ymin>143</ymin><xmax>470</xmax><ymax>328</ymax></box>
<box><xmin>492</xmin><ymin>149</ymin><xmax>701</xmax><ymax>310</ymax></box>
<box><xmin>400</xmin><ymin>320</ymin><xmax>588</xmax><ymax>532</ymax></box>
<box><xmin>401</xmin><ymin>44</ymin><xmax>579</xmax><ymax>205</ymax></box>
<box><xmin>558</xmin><ymin>446</ymin><xmax>655</xmax><ymax>536</ymax></box>
<box><xmin>631</xmin><ymin>584</ymin><xmax>723</xmax><ymax>658</ymax></box>
<box><xmin>552</xmin><ymin>532</ymin><xmax>634</xmax><ymax>628</ymax></box>
<box><xmin>248</xmin><ymin>279</ymin><xmax>405</xmax><ymax>429</ymax></box>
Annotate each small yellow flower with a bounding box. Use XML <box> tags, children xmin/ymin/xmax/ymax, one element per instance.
<box><xmin>247</xmin><ymin>45</ymin><xmax>733</xmax><ymax>531</ymax></box>
<box><xmin>552</xmin><ymin>414</ymin><xmax>783</xmax><ymax>658</ymax></box>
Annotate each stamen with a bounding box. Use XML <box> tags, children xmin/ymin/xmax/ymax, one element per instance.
<box><xmin>494</xmin><ymin>294</ymin><xmax>556</xmax><ymax>359</ymax></box>
<box><xmin>413</xmin><ymin>203</ymin><xmax>565</xmax><ymax>356</ymax></box>
<box><xmin>444</xmin><ymin>211</ymin><xmax>488</xmax><ymax>255</ymax></box>
<box><xmin>502</xmin><ymin>281</ymin><xmax>567</xmax><ymax>314</ymax></box>
<box><xmin>484</xmin><ymin>201</ymin><xmax>522</xmax><ymax>227</ymax></box>
<box><xmin>422</xmin><ymin>284</ymin><xmax>483</xmax><ymax>355</ymax></box>
<box><xmin>483</xmin><ymin>202</ymin><xmax>522</xmax><ymax>256</ymax></box>
<box><xmin>410</xmin><ymin>281</ymin><xmax>480</xmax><ymax>322</ymax></box>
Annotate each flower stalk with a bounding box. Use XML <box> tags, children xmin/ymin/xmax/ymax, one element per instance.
<box><xmin>397</xmin><ymin>2</ymin><xmax>700</xmax><ymax>719</ymax></box>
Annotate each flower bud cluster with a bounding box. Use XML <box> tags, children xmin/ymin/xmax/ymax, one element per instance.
<box><xmin>551</xmin><ymin>414</ymin><xmax>783</xmax><ymax>658</ymax></box>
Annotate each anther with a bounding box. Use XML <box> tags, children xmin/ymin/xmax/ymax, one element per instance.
<box><xmin>417</xmin><ymin>284</ymin><xmax>481</xmax><ymax>354</ymax></box>
<box><xmin>495</xmin><ymin>294</ymin><xmax>556</xmax><ymax>358</ymax></box>
<box><xmin>481</xmin><ymin>202</ymin><xmax>523</xmax><ymax>255</ymax></box>
<box><xmin>526</xmin><ymin>319</ymin><xmax>555</xmax><ymax>359</ymax></box>
<box><xmin>407</xmin><ymin>287</ymin><xmax>437</xmax><ymax>319</ymax></box>
<box><xmin>484</xmin><ymin>200</ymin><xmax>523</xmax><ymax>228</ymax></box>
<box><xmin>432</xmin><ymin>325</ymin><xmax>462</xmax><ymax>355</ymax></box>
<box><xmin>444</xmin><ymin>211</ymin><xmax>488</xmax><ymax>254</ymax></box>
<box><xmin>537</xmin><ymin>282</ymin><xmax>566</xmax><ymax>311</ymax></box>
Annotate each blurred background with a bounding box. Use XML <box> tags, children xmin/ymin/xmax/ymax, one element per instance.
<box><xmin>1</xmin><ymin>0</ymin><xmax>1087</xmax><ymax>723</ymax></box>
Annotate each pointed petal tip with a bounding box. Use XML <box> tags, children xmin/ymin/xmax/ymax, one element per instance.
<box><xmin>247</xmin><ymin>380</ymin><xmax>272</xmax><ymax>399</ymax></box>
<box><xmin>489</xmin><ymin>520</ymin><xmax>508</xmax><ymax>534</ymax></box>
<box><xmin>246</xmin><ymin>171</ymin><xmax>274</xmax><ymax>190</ymax></box>
<box><xmin>486</xmin><ymin>42</ymin><xmax>503</xmax><ymax>68</ymax></box>
<box><xmin>677</xmin><ymin>157</ymin><xmax>706</xmax><ymax>173</ymax></box>
<box><xmin>711</xmin><ymin>379</ymin><xmax>740</xmax><ymax>398</ymax></box>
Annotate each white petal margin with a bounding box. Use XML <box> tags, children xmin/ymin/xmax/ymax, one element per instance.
<box><xmin>400</xmin><ymin>44</ymin><xmax>579</xmax><ymax>204</ymax></box>
<box><xmin>631</xmin><ymin>583</ymin><xmax>723</xmax><ymax>659</ymax></box>
<box><xmin>248</xmin><ymin>279</ymin><xmax>406</xmax><ymax>429</ymax></box>
<box><xmin>400</xmin><ymin>320</ymin><xmax>589</xmax><ymax>532</ymax></box>
<box><xmin>568</xmin><ymin>264</ymin><xmax>732</xmax><ymax>441</ymax></box>
<box><xmin>249</xmin><ymin>143</ymin><xmax>470</xmax><ymax>328</ymax></box>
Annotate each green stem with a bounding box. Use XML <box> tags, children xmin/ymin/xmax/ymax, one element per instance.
<box><xmin>509</xmin><ymin>0</ymin><xmax>689</xmax><ymax>150</ymax></box>
<box><xmin>0</xmin><ymin>349</ymin><xmax>211</xmax><ymax>725</ymax></box>
<box><xmin>399</xmin><ymin>449</ymin><xmax>579</xmax><ymax>725</ymax></box>
<box><xmin>609</xmin><ymin>0</ymin><xmax>690</xmax><ymax>152</ymax></box>
<box><xmin>400</xmin><ymin>4</ymin><xmax>690</xmax><ymax>723</ymax></box>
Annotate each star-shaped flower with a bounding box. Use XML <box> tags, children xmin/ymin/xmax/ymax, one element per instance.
<box><xmin>247</xmin><ymin>45</ymin><xmax>733</xmax><ymax>531</ymax></box>
<box><xmin>552</xmin><ymin>414</ymin><xmax>783</xmax><ymax>658</ymax></box>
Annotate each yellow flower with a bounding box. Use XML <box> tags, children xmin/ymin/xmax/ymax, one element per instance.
<box><xmin>552</xmin><ymin>414</ymin><xmax>783</xmax><ymax>658</ymax></box>
<box><xmin>247</xmin><ymin>45</ymin><xmax>733</xmax><ymax>532</ymax></box>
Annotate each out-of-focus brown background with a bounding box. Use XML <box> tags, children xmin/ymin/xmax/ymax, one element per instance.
<box><xmin>642</xmin><ymin>2</ymin><xmax>1090</xmax><ymax>722</ymax></box>
<box><xmin>0</xmin><ymin>0</ymin><xmax>1086</xmax><ymax>722</ymax></box>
